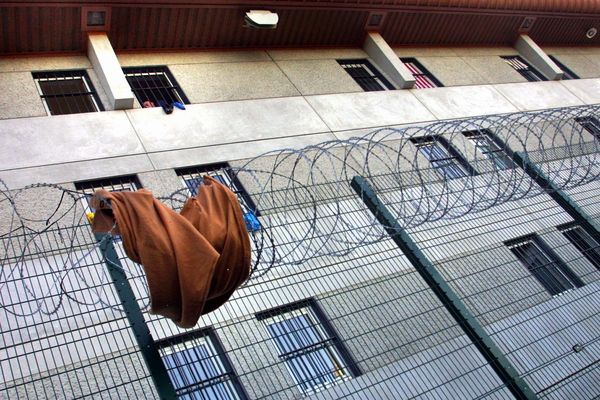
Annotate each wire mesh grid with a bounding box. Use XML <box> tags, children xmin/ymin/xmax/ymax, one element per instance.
<box><xmin>2</xmin><ymin>104</ymin><xmax>600</xmax><ymax>399</ymax></box>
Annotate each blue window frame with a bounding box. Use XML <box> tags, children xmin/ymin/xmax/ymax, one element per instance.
<box><xmin>411</xmin><ymin>135</ymin><xmax>476</xmax><ymax>179</ymax></box>
<box><xmin>157</xmin><ymin>328</ymin><xmax>247</xmax><ymax>400</ymax></box>
<box><xmin>257</xmin><ymin>300</ymin><xmax>358</xmax><ymax>395</ymax></box>
<box><xmin>506</xmin><ymin>234</ymin><xmax>584</xmax><ymax>296</ymax></box>
<box><xmin>463</xmin><ymin>130</ymin><xmax>513</xmax><ymax>170</ymax></box>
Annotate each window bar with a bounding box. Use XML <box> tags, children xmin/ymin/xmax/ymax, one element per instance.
<box><xmin>548</xmin><ymin>55</ymin><xmax>579</xmax><ymax>80</ymax></box>
<box><xmin>501</xmin><ymin>56</ymin><xmax>547</xmax><ymax>82</ymax></box>
<box><xmin>32</xmin><ymin>70</ymin><xmax>104</xmax><ymax>115</ymax></box>
<box><xmin>560</xmin><ymin>224</ymin><xmax>600</xmax><ymax>269</ymax></box>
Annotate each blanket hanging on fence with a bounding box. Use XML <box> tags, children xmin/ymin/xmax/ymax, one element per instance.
<box><xmin>90</xmin><ymin>176</ymin><xmax>251</xmax><ymax>328</ymax></box>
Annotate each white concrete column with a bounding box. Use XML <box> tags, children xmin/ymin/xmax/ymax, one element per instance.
<box><xmin>515</xmin><ymin>34</ymin><xmax>563</xmax><ymax>81</ymax></box>
<box><xmin>363</xmin><ymin>32</ymin><xmax>415</xmax><ymax>89</ymax></box>
<box><xmin>87</xmin><ymin>32</ymin><xmax>134</xmax><ymax>109</ymax></box>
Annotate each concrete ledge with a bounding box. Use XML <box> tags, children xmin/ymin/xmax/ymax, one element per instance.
<box><xmin>149</xmin><ymin>133</ymin><xmax>337</xmax><ymax>170</ymax></box>
<box><xmin>411</xmin><ymin>85</ymin><xmax>518</xmax><ymax>119</ymax></box>
<box><xmin>125</xmin><ymin>97</ymin><xmax>330</xmax><ymax>153</ymax></box>
<box><xmin>0</xmin><ymin>155</ymin><xmax>154</xmax><ymax>189</ymax></box>
<box><xmin>0</xmin><ymin>111</ymin><xmax>145</xmax><ymax>170</ymax></box>
<box><xmin>493</xmin><ymin>81</ymin><xmax>584</xmax><ymax>111</ymax></box>
<box><xmin>306</xmin><ymin>91</ymin><xmax>435</xmax><ymax>131</ymax></box>
<box><xmin>560</xmin><ymin>78</ymin><xmax>600</xmax><ymax>104</ymax></box>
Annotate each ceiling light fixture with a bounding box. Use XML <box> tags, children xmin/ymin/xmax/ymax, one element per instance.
<box><xmin>244</xmin><ymin>10</ymin><xmax>278</xmax><ymax>29</ymax></box>
<box><xmin>586</xmin><ymin>27</ymin><xmax>597</xmax><ymax>39</ymax></box>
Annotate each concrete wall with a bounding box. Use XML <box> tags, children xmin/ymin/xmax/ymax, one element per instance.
<box><xmin>0</xmin><ymin>55</ymin><xmax>112</xmax><ymax>120</ymax></box>
<box><xmin>394</xmin><ymin>46</ymin><xmax>528</xmax><ymax>86</ymax></box>
<box><xmin>542</xmin><ymin>47</ymin><xmax>600</xmax><ymax>79</ymax></box>
<box><xmin>2</xmin><ymin>46</ymin><xmax>599</xmax><ymax>121</ymax></box>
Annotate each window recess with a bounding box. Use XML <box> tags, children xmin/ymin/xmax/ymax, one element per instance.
<box><xmin>463</xmin><ymin>130</ymin><xmax>513</xmax><ymax>170</ymax></box>
<box><xmin>400</xmin><ymin>57</ymin><xmax>443</xmax><ymax>89</ymax></box>
<box><xmin>501</xmin><ymin>56</ymin><xmax>547</xmax><ymax>82</ymax></box>
<box><xmin>156</xmin><ymin>328</ymin><xmax>247</xmax><ymax>400</ymax></box>
<box><xmin>123</xmin><ymin>66</ymin><xmax>189</xmax><ymax>108</ymax></box>
<box><xmin>32</xmin><ymin>70</ymin><xmax>104</xmax><ymax>115</ymax></box>
<box><xmin>257</xmin><ymin>300</ymin><xmax>358</xmax><ymax>395</ymax></box>
<box><xmin>559</xmin><ymin>223</ymin><xmax>600</xmax><ymax>270</ymax></box>
<box><xmin>176</xmin><ymin>163</ymin><xmax>259</xmax><ymax>218</ymax></box>
<box><xmin>337</xmin><ymin>59</ymin><xmax>394</xmax><ymax>91</ymax></box>
<box><xmin>506</xmin><ymin>234</ymin><xmax>584</xmax><ymax>296</ymax></box>
<box><xmin>548</xmin><ymin>55</ymin><xmax>579</xmax><ymax>80</ymax></box>
<box><xmin>411</xmin><ymin>135</ymin><xmax>476</xmax><ymax>179</ymax></box>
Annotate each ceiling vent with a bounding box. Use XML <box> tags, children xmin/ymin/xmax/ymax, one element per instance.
<box><xmin>81</xmin><ymin>6</ymin><xmax>111</xmax><ymax>32</ymax></box>
<box><xmin>365</xmin><ymin>11</ymin><xmax>386</xmax><ymax>31</ymax></box>
<box><xmin>518</xmin><ymin>16</ymin><xmax>536</xmax><ymax>33</ymax></box>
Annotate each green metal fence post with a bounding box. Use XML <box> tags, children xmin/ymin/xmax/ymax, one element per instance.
<box><xmin>350</xmin><ymin>176</ymin><xmax>538</xmax><ymax>400</ymax></box>
<box><xmin>506</xmin><ymin>148</ymin><xmax>600</xmax><ymax>244</ymax></box>
<box><xmin>96</xmin><ymin>234</ymin><xmax>178</xmax><ymax>400</ymax></box>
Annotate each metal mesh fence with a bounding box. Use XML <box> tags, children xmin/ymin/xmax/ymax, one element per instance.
<box><xmin>2</xmin><ymin>105</ymin><xmax>600</xmax><ymax>399</ymax></box>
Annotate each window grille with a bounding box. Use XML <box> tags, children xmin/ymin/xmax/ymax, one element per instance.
<box><xmin>559</xmin><ymin>223</ymin><xmax>600</xmax><ymax>270</ymax></box>
<box><xmin>506</xmin><ymin>235</ymin><xmax>584</xmax><ymax>296</ymax></box>
<box><xmin>74</xmin><ymin>175</ymin><xmax>141</xmax><ymax>212</ymax></box>
<box><xmin>176</xmin><ymin>163</ymin><xmax>259</xmax><ymax>216</ymax></box>
<box><xmin>411</xmin><ymin>135</ymin><xmax>475</xmax><ymax>179</ymax></box>
<box><xmin>156</xmin><ymin>328</ymin><xmax>247</xmax><ymax>400</ymax></box>
<box><xmin>32</xmin><ymin>70</ymin><xmax>104</xmax><ymax>115</ymax></box>
<box><xmin>122</xmin><ymin>66</ymin><xmax>189</xmax><ymax>108</ymax></box>
<box><xmin>501</xmin><ymin>56</ymin><xmax>547</xmax><ymax>82</ymax></box>
<box><xmin>400</xmin><ymin>57</ymin><xmax>443</xmax><ymax>89</ymax></box>
<box><xmin>575</xmin><ymin>116</ymin><xmax>600</xmax><ymax>139</ymax></box>
<box><xmin>548</xmin><ymin>55</ymin><xmax>579</xmax><ymax>80</ymax></box>
<box><xmin>463</xmin><ymin>130</ymin><xmax>513</xmax><ymax>170</ymax></box>
<box><xmin>257</xmin><ymin>300</ymin><xmax>357</xmax><ymax>395</ymax></box>
<box><xmin>337</xmin><ymin>59</ymin><xmax>394</xmax><ymax>91</ymax></box>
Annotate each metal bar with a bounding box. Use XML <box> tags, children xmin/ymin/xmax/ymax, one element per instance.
<box><xmin>350</xmin><ymin>175</ymin><xmax>538</xmax><ymax>400</ymax></box>
<box><xmin>96</xmin><ymin>233</ymin><xmax>178</xmax><ymax>400</ymax></box>
<box><xmin>488</xmin><ymin>135</ymin><xmax>600</xmax><ymax>245</ymax></box>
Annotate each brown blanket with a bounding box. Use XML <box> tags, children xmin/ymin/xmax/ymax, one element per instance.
<box><xmin>91</xmin><ymin>176</ymin><xmax>251</xmax><ymax>328</ymax></box>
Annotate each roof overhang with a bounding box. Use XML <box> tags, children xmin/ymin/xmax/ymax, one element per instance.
<box><xmin>2</xmin><ymin>1</ymin><xmax>600</xmax><ymax>55</ymax></box>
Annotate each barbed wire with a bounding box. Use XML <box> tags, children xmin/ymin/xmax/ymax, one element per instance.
<box><xmin>1</xmin><ymin>104</ymin><xmax>599</xmax><ymax>318</ymax></box>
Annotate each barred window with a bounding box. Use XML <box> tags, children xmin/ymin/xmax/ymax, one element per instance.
<box><xmin>123</xmin><ymin>66</ymin><xmax>189</xmax><ymax>108</ymax></box>
<box><xmin>411</xmin><ymin>135</ymin><xmax>475</xmax><ymax>179</ymax></box>
<box><xmin>463</xmin><ymin>130</ymin><xmax>513</xmax><ymax>170</ymax></box>
<box><xmin>32</xmin><ymin>70</ymin><xmax>104</xmax><ymax>115</ymax></box>
<box><xmin>548</xmin><ymin>55</ymin><xmax>579</xmax><ymax>80</ymax></box>
<box><xmin>575</xmin><ymin>116</ymin><xmax>600</xmax><ymax>140</ymax></box>
<box><xmin>501</xmin><ymin>56</ymin><xmax>547</xmax><ymax>82</ymax></box>
<box><xmin>559</xmin><ymin>223</ymin><xmax>600</xmax><ymax>270</ymax></box>
<box><xmin>506</xmin><ymin>235</ymin><xmax>584</xmax><ymax>296</ymax></box>
<box><xmin>400</xmin><ymin>58</ymin><xmax>443</xmax><ymax>89</ymax></box>
<box><xmin>257</xmin><ymin>300</ymin><xmax>357</xmax><ymax>395</ymax></box>
<box><xmin>176</xmin><ymin>163</ymin><xmax>258</xmax><ymax>216</ymax></box>
<box><xmin>75</xmin><ymin>175</ymin><xmax>141</xmax><ymax>212</ymax></box>
<box><xmin>337</xmin><ymin>59</ymin><xmax>394</xmax><ymax>91</ymax></box>
<box><xmin>157</xmin><ymin>329</ymin><xmax>247</xmax><ymax>400</ymax></box>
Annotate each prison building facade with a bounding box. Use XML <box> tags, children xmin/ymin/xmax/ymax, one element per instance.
<box><xmin>1</xmin><ymin>2</ymin><xmax>600</xmax><ymax>399</ymax></box>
